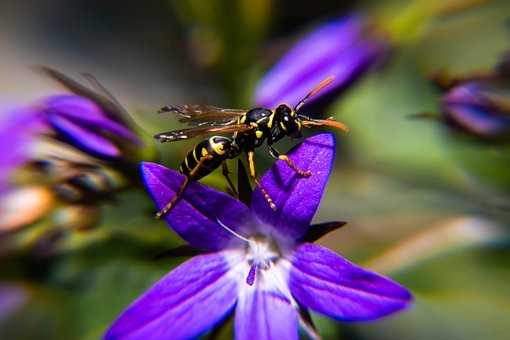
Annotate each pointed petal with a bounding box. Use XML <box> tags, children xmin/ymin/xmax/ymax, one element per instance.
<box><xmin>255</xmin><ymin>16</ymin><xmax>388</xmax><ymax>109</ymax></box>
<box><xmin>235</xmin><ymin>289</ymin><xmax>298</xmax><ymax>340</ymax></box>
<box><xmin>252</xmin><ymin>133</ymin><xmax>335</xmax><ymax>240</ymax></box>
<box><xmin>47</xmin><ymin>113</ymin><xmax>120</xmax><ymax>158</ymax></box>
<box><xmin>141</xmin><ymin>162</ymin><xmax>252</xmax><ymax>251</ymax></box>
<box><xmin>105</xmin><ymin>250</ymin><xmax>243</xmax><ymax>340</ymax></box>
<box><xmin>289</xmin><ymin>243</ymin><xmax>412</xmax><ymax>321</ymax></box>
<box><xmin>301</xmin><ymin>221</ymin><xmax>347</xmax><ymax>243</ymax></box>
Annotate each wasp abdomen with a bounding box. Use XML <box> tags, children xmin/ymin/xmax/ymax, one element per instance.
<box><xmin>179</xmin><ymin>136</ymin><xmax>234</xmax><ymax>180</ymax></box>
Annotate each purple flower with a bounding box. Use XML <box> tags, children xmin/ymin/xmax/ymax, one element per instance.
<box><xmin>0</xmin><ymin>284</ymin><xmax>27</xmax><ymax>322</ymax></box>
<box><xmin>31</xmin><ymin>67</ymin><xmax>144</xmax><ymax>160</ymax></box>
<box><xmin>441</xmin><ymin>80</ymin><xmax>510</xmax><ymax>140</ymax></box>
<box><xmin>105</xmin><ymin>133</ymin><xmax>412</xmax><ymax>339</ymax></box>
<box><xmin>0</xmin><ymin>107</ymin><xmax>43</xmax><ymax>193</ymax></box>
<box><xmin>42</xmin><ymin>94</ymin><xmax>142</xmax><ymax>159</ymax></box>
<box><xmin>0</xmin><ymin>68</ymin><xmax>146</xmax><ymax>232</ymax></box>
<box><xmin>255</xmin><ymin>15</ymin><xmax>389</xmax><ymax>110</ymax></box>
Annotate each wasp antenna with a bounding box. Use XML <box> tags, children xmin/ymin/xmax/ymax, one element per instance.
<box><xmin>302</xmin><ymin>118</ymin><xmax>349</xmax><ymax>132</ymax></box>
<box><xmin>308</xmin><ymin>76</ymin><xmax>335</xmax><ymax>97</ymax></box>
<box><xmin>294</xmin><ymin>76</ymin><xmax>335</xmax><ymax>112</ymax></box>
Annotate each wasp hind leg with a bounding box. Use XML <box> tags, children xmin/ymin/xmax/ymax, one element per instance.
<box><xmin>155</xmin><ymin>155</ymin><xmax>213</xmax><ymax>219</ymax></box>
<box><xmin>268</xmin><ymin>145</ymin><xmax>311</xmax><ymax>177</ymax></box>
<box><xmin>221</xmin><ymin>161</ymin><xmax>238</xmax><ymax>197</ymax></box>
<box><xmin>247</xmin><ymin>151</ymin><xmax>276</xmax><ymax>211</ymax></box>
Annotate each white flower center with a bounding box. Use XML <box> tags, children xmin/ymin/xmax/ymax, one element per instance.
<box><xmin>217</xmin><ymin>218</ymin><xmax>284</xmax><ymax>286</ymax></box>
<box><xmin>246</xmin><ymin>237</ymin><xmax>279</xmax><ymax>270</ymax></box>
<box><xmin>218</xmin><ymin>219</ymin><xmax>320</xmax><ymax>340</ymax></box>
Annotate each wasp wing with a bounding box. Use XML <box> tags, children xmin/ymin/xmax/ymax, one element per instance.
<box><xmin>159</xmin><ymin>104</ymin><xmax>247</xmax><ymax>126</ymax></box>
<box><xmin>155</xmin><ymin>124</ymin><xmax>253</xmax><ymax>143</ymax></box>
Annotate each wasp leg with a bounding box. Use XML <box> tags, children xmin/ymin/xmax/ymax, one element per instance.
<box><xmin>268</xmin><ymin>145</ymin><xmax>311</xmax><ymax>177</ymax></box>
<box><xmin>155</xmin><ymin>155</ymin><xmax>213</xmax><ymax>219</ymax></box>
<box><xmin>221</xmin><ymin>161</ymin><xmax>238</xmax><ymax>197</ymax></box>
<box><xmin>247</xmin><ymin>150</ymin><xmax>276</xmax><ymax>210</ymax></box>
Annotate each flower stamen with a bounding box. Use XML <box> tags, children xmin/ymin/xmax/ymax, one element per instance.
<box><xmin>246</xmin><ymin>265</ymin><xmax>257</xmax><ymax>286</ymax></box>
<box><xmin>216</xmin><ymin>218</ymin><xmax>253</xmax><ymax>244</ymax></box>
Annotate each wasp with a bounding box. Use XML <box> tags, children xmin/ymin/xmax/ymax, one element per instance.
<box><xmin>154</xmin><ymin>77</ymin><xmax>348</xmax><ymax>218</ymax></box>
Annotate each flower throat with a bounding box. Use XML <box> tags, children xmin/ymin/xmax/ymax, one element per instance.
<box><xmin>217</xmin><ymin>219</ymin><xmax>280</xmax><ymax>286</ymax></box>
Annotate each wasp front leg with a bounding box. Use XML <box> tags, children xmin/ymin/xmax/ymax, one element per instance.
<box><xmin>268</xmin><ymin>145</ymin><xmax>311</xmax><ymax>177</ymax></box>
<box><xmin>155</xmin><ymin>154</ymin><xmax>213</xmax><ymax>219</ymax></box>
<box><xmin>246</xmin><ymin>150</ymin><xmax>276</xmax><ymax>210</ymax></box>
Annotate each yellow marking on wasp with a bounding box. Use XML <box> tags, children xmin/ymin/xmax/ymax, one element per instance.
<box><xmin>248</xmin><ymin>151</ymin><xmax>256</xmax><ymax>178</ymax></box>
<box><xmin>290</xmin><ymin>110</ymin><xmax>296</xmax><ymax>117</ymax></box>
<box><xmin>193</xmin><ymin>148</ymin><xmax>200</xmax><ymax>163</ymax></box>
<box><xmin>250</xmin><ymin>122</ymin><xmax>258</xmax><ymax>128</ymax></box>
<box><xmin>280</xmin><ymin>121</ymin><xmax>287</xmax><ymax>131</ymax></box>
<box><xmin>240</xmin><ymin>115</ymin><xmax>247</xmax><ymax>124</ymax></box>
<box><xmin>267</xmin><ymin>111</ymin><xmax>275</xmax><ymax>128</ymax></box>
<box><xmin>209</xmin><ymin>137</ymin><xmax>226</xmax><ymax>155</ymax></box>
<box><xmin>184</xmin><ymin>156</ymin><xmax>190</xmax><ymax>169</ymax></box>
<box><xmin>255</xmin><ymin>130</ymin><xmax>263</xmax><ymax>139</ymax></box>
<box><xmin>296</xmin><ymin>120</ymin><xmax>302</xmax><ymax>131</ymax></box>
<box><xmin>201</xmin><ymin>148</ymin><xmax>209</xmax><ymax>157</ymax></box>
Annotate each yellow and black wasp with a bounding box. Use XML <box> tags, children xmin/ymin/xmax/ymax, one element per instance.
<box><xmin>154</xmin><ymin>77</ymin><xmax>348</xmax><ymax>218</ymax></box>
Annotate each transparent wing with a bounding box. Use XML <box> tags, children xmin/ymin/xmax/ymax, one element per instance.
<box><xmin>159</xmin><ymin>104</ymin><xmax>247</xmax><ymax>126</ymax></box>
<box><xmin>155</xmin><ymin>124</ymin><xmax>253</xmax><ymax>143</ymax></box>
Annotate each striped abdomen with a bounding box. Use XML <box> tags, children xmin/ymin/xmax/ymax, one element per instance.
<box><xmin>179</xmin><ymin>136</ymin><xmax>233</xmax><ymax>180</ymax></box>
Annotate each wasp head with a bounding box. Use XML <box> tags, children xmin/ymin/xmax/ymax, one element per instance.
<box><xmin>275</xmin><ymin>104</ymin><xmax>303</xmax><ymax>138</ymax></box>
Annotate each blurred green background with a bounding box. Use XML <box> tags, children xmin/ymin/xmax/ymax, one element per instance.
<box><xmin>1</xmin><ymin>0</ymin><xmax>510</xmax><ymax>339</ymax></box>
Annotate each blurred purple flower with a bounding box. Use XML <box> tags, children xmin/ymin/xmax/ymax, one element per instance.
<box><xmin>0</xmin><ymin>284</ymin><xmax>27</xmax><ymax>322</ymax></box>
<box><xmin>0</xmin><ymin>107</ymin><xmax>43</xmax><ymax>193</ymax></box>
<box><xmin>441</xmin><ymin>80</ymin><xmax>510</xmax><ymax>140</ymax></box>
<box><xmin>431</xmin><ymin>54</ymin><xmax>510</xmax><ymax>141</ymax></box>
<box><xmin>42</xmin><ymin>94</ymin><xmax>142</xmax><ymax>159</ymax></box>
<box><xmin>255</xmin><ymin>15</ymin><xmax>389</xmax><ymax>110</ymax></box>
<box><xmin>105</xmin><ymin>134</ymin><xmax>412</xmax><ymax>340</ymax></box>
<box><xmin>0</xmin><ymin>68</ymin><xmax>146</xmax><ymax>232</ymax></box>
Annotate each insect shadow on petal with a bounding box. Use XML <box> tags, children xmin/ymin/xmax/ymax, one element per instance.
<box><xmin>154</xmin><ymin>76</ymin><xmax>349</xmax><ymax>218</ymax></box>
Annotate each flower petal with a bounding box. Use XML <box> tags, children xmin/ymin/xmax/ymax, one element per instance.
<box><xmin>141</xmin><ymin>162</ymin><xmax>252</xmax><ymax>251</ymax></box>
<box><xmin>255</xmin><ymin>15</ymin><xmax>388</xmax><ymax>109</ymax></box>
<box><xmin>47</xmin><ymin>113</ymin><xmax>121</xmax><ymax>158</ymax></box>
<box><xmin>252</xmin><ymin>133</ymin><xmax>335</xmax><ymax>240</ymax></box>
<box><xmin>442</xmin><ymin>83</ymin><xmax>510</xmax><ymax>138</ymax></box>
<box><xmin>45</xmin><ymin>95</ymin><xmax>141</xmax><ymax>145</ymax></box>
<box><xmin>289</xmin><ymin>243</ymin><xmax>412</xmax><ymax>321</ymax></box>
<box><xmin>235</xmin><ymin>289</ymin><xmax>298</xmax><ymax>340</ymax></box>
<box><xmin>445</xmin><ymin>103</ymin><xmax>510</xmax><ymax>137</ymax></box>
<box><xmin>0</xmin><ymin>107</ymin><xmax>44</xmax><ymax>193</ymax></box>
<box><xmin>105</xmin><ymin>250</ymin><xmax>243</xmax><ymax>340</ymax></box>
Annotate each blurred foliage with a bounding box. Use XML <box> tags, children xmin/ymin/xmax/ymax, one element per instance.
<box><xmin>170</xmin><ymin>0</ymin><xmax>272</xmax><ymax>105</ymax></box>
